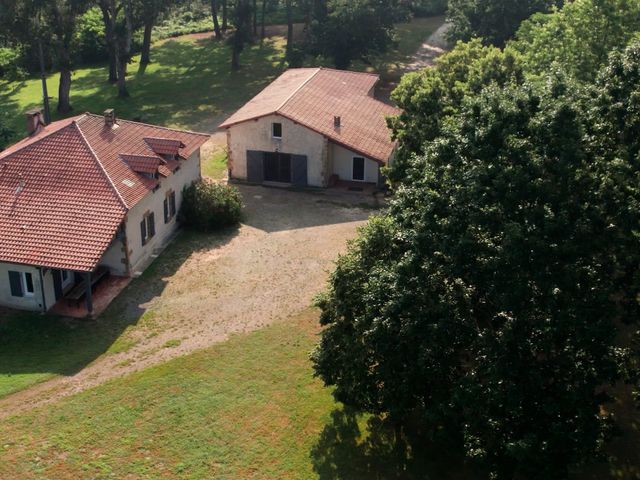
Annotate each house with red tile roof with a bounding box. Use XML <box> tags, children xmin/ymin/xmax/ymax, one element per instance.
<box><xmin>219</xmin><ymin>68</ymin><xmax>400</xmax><ymax>187</ymax></box>
<box><xmin>0</xmin><ymin>110</ymin><xmax>209</xmax><ymax>314</ymax></box>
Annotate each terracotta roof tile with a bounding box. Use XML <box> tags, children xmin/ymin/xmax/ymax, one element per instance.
<box><xmin>0</xmin><ymin>113</ymin><xmax>210</xmax><ymax>271</ymax></box>
<box><xmin>219</xmin><ymin>68</ymin><xmax>399</xmax><ymax>163</ymax></box>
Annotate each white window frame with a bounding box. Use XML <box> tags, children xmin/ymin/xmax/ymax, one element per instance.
<box><xmin>352</xmin><ymin>156</ymin><xmax>366</xmax><ymax>182</ymax></box>
<box><xmin>272</xmin><ymin>122</ymin><xmax>283</xmax><ymax>140</ymax></box>
<box><xmin>22</xmin><ymin>272</ymin><xmax>35</xmax><ymax>297</ymax></box>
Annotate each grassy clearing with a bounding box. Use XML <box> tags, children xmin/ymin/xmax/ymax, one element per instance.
<box><xmin>1</xmin><ymin>35</ymin><xmax>287</xmax><ymax>139</ymax></box>
<box><xmin>0</xmin><ymin>310</ymin><xmax>478</xmax><ymax>480</ymax></box>
<box><xmin>202</xmin><ymin>149</ymin><xmax>228</xmax><ymax>180</ymax></box>
<box><xmin>1</xmin><ymin>16</ymin><xmax>444</xmax><ymax>145</ymax></box>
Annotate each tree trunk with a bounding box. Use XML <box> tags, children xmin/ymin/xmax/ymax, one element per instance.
<box><xmin>140</xmin><ymin>20</ymin><xmax>154</xmax><ymax>66</ymax></box>
<box><xmin>261</xmin><ymin>0</ymin><xmax>266</xmax><ymax>40</ymax></box>
<box><xmin>253</xmin><ymin>0</ymin><xmax>258</xmax><ymax>36</ymax></box>
<box><xmin>99</xmin><ymin>1</ymin><xmax>118</xmax><ymax>83</ymax></box>
<box><xmin>57</xmin><ymin>67</ymin><xmax>72</xmax><ymax>114</ymax></box>
<box><xmin>116</xmin><ymin>55</ymin><xmax>129</xmax><ymax>97</ymax></box>
<box><xmin>116</xmin><ymin>0</ymin><xmax>134</xmax><ymax>98</ymax></box>
<box><xmin>286</xmin><ymin>0</ymin><xmax>294</xmax><ymax>59</ymax></box>
<box><xmin>231</xmin><ymin>45</ymin><xmax>240</xmax><ymax>70</ymax></box>
<box><xmin>211</xmin><ymin>0</ymin><xmax>222</xmax><ymax>40</ymax></box>
<box><xmin>222</xmin><ymin>0</ymin><xmax>228</xmax><ymax>31</ymax></box>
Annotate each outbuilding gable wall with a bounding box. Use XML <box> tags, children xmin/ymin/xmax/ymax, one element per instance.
<box><xmin>227</xmin><ymin>115</ymin><xmax>328</xmax><ymax>187</ymax></box>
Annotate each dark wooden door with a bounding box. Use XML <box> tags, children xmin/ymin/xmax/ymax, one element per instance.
<box><xmin>264</xmin><ymin>152</ymin><xmax>291</xmax><ymax>183</ymax></box>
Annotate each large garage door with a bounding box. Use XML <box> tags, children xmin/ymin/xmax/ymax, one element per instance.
<box><xmin>246</xmin><ymin>151</ymin><xmax>307</xmax><ymax>186</ymax></box>
<box><xmin>247</xmin><ymin>150</ymin><xmax>264</xmax><ymax>183</ymax></box>
<box><xmin>264</xmin><ymin>152</ymin><xmax>291</xmax><ymax>183</ymax></box>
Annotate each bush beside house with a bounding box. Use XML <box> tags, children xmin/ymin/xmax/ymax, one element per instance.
<box><xmin>179</xmin><ymin>181</ymin><xmax>243</xmax><ymax>231</ymax></box>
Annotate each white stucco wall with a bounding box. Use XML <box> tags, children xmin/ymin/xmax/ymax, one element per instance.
<box><xmin>0</xmin><ymin>263</ymin><xmax>47</xmax><ymax>311</ymax></box>
<box><xmin>99</xmin><ymin>237</ymin><xmax>128</xmax><ymax>276</ymax></box>
<box><xmin>125</xmin><ymin>149</ymin><xmax>201</xmax><ymax>274</ymax></box>
<box><xmin>226</xmin><ymin>114</ymin><xmax>328</xmax><ymax>187</ymax></box>
<box><xmin>331</xmin><ymin>143</ymin><xmax>380</xmax><ymax>184</ymax></box>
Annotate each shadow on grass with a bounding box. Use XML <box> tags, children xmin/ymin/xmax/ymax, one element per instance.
<box><xmin>0</xmin><ymin>228</ymin><xmax>239</xmax><ymax>398</ymax></box>
<box><xmin>311</xmin><ymin>408</ymin><xmax>476</xmax><ymax>480</ymax></box>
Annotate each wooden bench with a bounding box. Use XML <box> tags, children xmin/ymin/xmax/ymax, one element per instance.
<box><xmin>64</xmin><ymin>266</ymin><xmax>110</xmax><ymax>307</ymax></box>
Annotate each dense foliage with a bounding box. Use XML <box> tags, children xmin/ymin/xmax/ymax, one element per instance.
<box><xmin>511</xmin><ymin>0</ymin><xmax>640</xmax><ymax>82</ymax></box>
<box><xmin>179</xmin><ymin>181</ymin><xmax>243</xmax><ymax>231</ymax></box>
<box><xmin>388</xmin><ymin>39</ymin><xmax>524</xmax><ymax>181</ymax></box>
<box><xmin>314</xmin><ymin>3</ymin><xmax>640</xmax><ymax>475</ymax></box>
<box><xmin>446</xmin><ymin>0</ymin><xmax>560</xmax><ymax>46</ymax></box>
<box><xmin>0</xmin><ymin>108</ymin><xmax>15</xmax><ymax>150</ymax></box>
<box><xmin>307</xmin><ymin>0</ymin><xmax>402</xmax><ymax>68</ymax></box>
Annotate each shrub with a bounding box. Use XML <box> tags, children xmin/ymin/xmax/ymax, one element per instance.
<box><xmin>179</xmin><ymin>181</ymin><xmax>243</xmax><ymax>231</ymax></box>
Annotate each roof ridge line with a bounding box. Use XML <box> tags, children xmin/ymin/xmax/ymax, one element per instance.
<box><xmin>82</xmin><ymin>113</ymin><xmax>211</xmax><ymax>137</ymax></box>
<box><xmin>275</xmin><ymin>68</ymin><xmax>322</xmax><ymax>114</ymax></box>
<box><xmin>74</xmin><ymin>121</ymin><xmax>129</xmax><ymax>211</ymax></box>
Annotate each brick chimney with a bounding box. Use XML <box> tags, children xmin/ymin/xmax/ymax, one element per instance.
<box><xmin>104</xmin><ymin>108</ymin><xmax>116</xmax><ymax>127</ymax></box>
<box><xmin>26</xmin><ymin>109</ymin><xmax>45</xmax><ymax>136</ymax></box>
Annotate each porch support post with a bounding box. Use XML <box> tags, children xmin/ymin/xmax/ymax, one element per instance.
<box><xmin>84</xmin><ymin>272</ymin><xmax>93</xmax><ymax>315</ymax></box>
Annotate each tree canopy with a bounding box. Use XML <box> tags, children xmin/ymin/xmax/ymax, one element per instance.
<box><xmin>314</xmin><ymin>36</ymin><xmax>640</xmax><ymax>480</ymax></box>
<box><xmin>447</xmin><ymin>0</ymin><xmax>561</xmax><ymax>46</ymax></box>
<box><xmin>510</xmin><ymin>0</ymin><xmax>640</xmax><ymax>82</ymax></box>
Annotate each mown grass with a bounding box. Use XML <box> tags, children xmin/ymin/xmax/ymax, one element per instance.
<box><xmin>0</xmin><ymin>310</ymin><xmax>483</xmax><ymax>480</ymax></box>
<box><xmin>202</xmin><ymin>149</ymin><xmax>228</xmax><ymax>180</ymax></box>
<box><xmin>1</xmin><ymin>34</ymin><xmax>288</xmax><ymax>140</ymax></box>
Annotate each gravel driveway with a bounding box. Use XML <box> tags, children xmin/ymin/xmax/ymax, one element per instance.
<box><xmin>0</xmin><ymin>185</ymin><xmax>378</xmax><ymax>416</ymax></box>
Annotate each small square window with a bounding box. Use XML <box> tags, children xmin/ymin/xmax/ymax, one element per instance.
<box><xmin>272</xmin><ymin>122</ymin><xmax>282</xmax><ymax>139</ymax></box>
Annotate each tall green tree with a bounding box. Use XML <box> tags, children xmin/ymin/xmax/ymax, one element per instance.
<box><xmin>98</xmin><ymin>0</ymin><xmax>135</xmax><ymax>97</ymax></box>
<box><xmin>313</xmin><ymin>63</ymin><xmax>640</xmax><ymax>479</ymax></box>
<box><xmin>230</xmin><ymin>0</ymin><xmax>253</xmax><ymax>69</ymax></box>
<box><xmin>388</xmin><ymin>39</ymin><xmax>524</xmax><ymax>182</ymax></box>
<box><xmin>447</xmin><ymin>0</ymin><xmax>561</xmax><ymax>46</ymax></box>
<box><xmin>510</xmin><ymin>0</ymin><xmax>640</xmax><ymax>82</ymax></box>
<box><xmin>308</xmin><ymin>0</ymin><xmax>399</xmax><ymax>69</ymax></box>
<box><xmin>0</xmin><ymin>108</ymin><xmax>15</xmax><ymax>149</ymax></box>
<box><xmin>140</xmin><ymin>0</ymin><xmax>173</xmax><ymax>67</ymax></box>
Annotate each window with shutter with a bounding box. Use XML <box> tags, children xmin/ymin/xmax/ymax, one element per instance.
<box><xmin>8</xmin><ymin>271</ymin><xmax>23</xmax><ymax>297</ymax></box>
<box><xmin>169</xmin><ymin>191</ymin><xmax>176</xmax><ymax>218</ymax></box>
<box><xmin>164</xmin><ymin>198</ymin><xmax>169</xmax><ymax>223</ymax></box>
<box><xmin>140</xmin><ymin>218</ymin><xmax>147</xmax><ymax>246</ymax></box>
<box><xmin>148</xmin><ymin>212</ymin><xmax>155</xmax><ymax>238</ymax></box>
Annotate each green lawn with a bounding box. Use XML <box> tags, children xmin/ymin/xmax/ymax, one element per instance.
<box><xmin>202</xmin><ymin>149</ymin><xmax>228</xmax><ymax>179</ymax></box>
<box><xmin>0</xmin><ymin>310</ymin><xmax>480</xmax><ymax>480</ymax></box>
<box><xmin>1</xmin><ymin>34</ymin><xmax>288</xmax><ymax>140</ymax></box>
<box><xmin>1</xmin><ymin>16</ymin><xmax>446</xmax><ymax>146</ymax></box>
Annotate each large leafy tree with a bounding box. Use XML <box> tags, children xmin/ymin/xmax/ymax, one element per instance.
<box><xmin>308</xmin><ymin>0</ymin><xmax>400</xmax><ymax>69</ymax></box>
<box><xmin>388</xmin><ymin>39</ymin><xmax>524</xmax><ymax>182</ymax></box>
<box><xmin>510</xmin><ymin>0</ymin><xmax>640</xmax><ymax>83</ymax></box>
<box><xmin>447</xmin><ymin>0</ymin><xmax>561</xmax><ymax>46</ymax></box>
<box><xmin>45</xmin><ymin>0</ymin><xmax>91</xmax><ymax>113</ymax></box>
<box><xmin>313</xmin><ymin>65</ymin><xmax>640</xmax><ymax>478</ymax></box>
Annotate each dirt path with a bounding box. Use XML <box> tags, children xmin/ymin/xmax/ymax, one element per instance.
<box><xmin>0</xmin><ymin>187</ymin><xmax>375</xmax><ymax>418</ymax></box>
<box><xmin>404</xmin><ymin>21</ymin><xmax>451</xmax><ymax>71</ymax></box>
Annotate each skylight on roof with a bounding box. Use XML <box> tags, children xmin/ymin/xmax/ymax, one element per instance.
<box><xmin>122</xmin><ymin>179</ymin><xmax>135</xmax><ymax>187</ymax></box>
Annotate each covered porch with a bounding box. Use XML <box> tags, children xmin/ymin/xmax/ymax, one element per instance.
<box><xmin>49</xmin><ymin>268</ymin><xmax>131</xmax><ymax>318</ymax></box>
